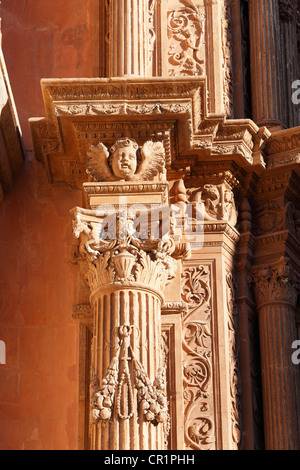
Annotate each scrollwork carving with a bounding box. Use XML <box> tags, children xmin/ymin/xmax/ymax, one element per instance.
<box><xmin>182</xmin><ymin>264</ymin><xmax>215</xmax><ymax>449</ymax></box>
<box><xmin>187</xmin><ymin>416</ymin><xmax>214</xmax><ymax>448</ymax></box>
<box><xmin>183</xmin><ymin>355</ymin><xmax>211</xmax><ymax>398</ymax></box>
<box><xmin>168</xmin><ymin>1</ymin><xmax>205</xmax><ymax>77</ymax></box>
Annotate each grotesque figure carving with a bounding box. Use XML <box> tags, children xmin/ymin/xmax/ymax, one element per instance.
<box><xmin>86</xmin><ymin>138</ymin><xmax>166</xmax><ymax>182</ymax></box>
<box><xmin>188</xmin><ymin>183</ymin><xmax>237</xmax><ymax>226</ymax></box>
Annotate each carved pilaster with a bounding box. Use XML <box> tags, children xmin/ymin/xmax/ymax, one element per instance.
<box><xmin>181</xmin><ymin>264</ymin><xmax>215</xmax><ymax>450</ymax></box>
<box><xmin>178</xmin><ymin>167</ymin><xmax>241</xmax><ymax>449</ymax></box>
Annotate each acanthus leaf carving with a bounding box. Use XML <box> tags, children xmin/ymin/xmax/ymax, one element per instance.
<box><xmin>181</xmin><ymin>266</ymin><xmax>210</xmax><ymax>309</ymax></box>
<box><xmin>70</xmin><ymin>200</ymin><xmax>179</xmax><ymax>296</ymax></box>
<box><xmin>248</xmin><ymin>260</ymin><xmax>300</xmax><ymax>308</ymax></box>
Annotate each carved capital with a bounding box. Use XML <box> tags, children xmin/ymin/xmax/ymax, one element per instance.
<box><xmin>248</xmin><ymin>260</ymin><xmax>300</xmax><ymax>308</ymax></box>
<box><xmin>71</xmin><ymin>205</ymin><xmax>179</xmax><ymax>299</ymax></box>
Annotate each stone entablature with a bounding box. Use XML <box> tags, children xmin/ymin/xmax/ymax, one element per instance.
<box><xmin>29</xmin><ymin>76</ymin><xmax>271</xmax><ymax>192</ymax></box>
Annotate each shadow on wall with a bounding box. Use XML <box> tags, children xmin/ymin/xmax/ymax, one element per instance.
<box><xmin>0</xmin><ymin>47</ymin><xmax>25</xmax><ymax>199</ymax></box>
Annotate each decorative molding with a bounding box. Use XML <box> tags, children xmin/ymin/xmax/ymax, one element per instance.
<box><xmin>161</xmin><ymin>301</ymin><xmax>188</xmax><ymax>316</ymax></box>
<box><xmin>267</xmin><ymin>153</ymin><xmax>300</xmax><ymax>170</ymax></box>
<box><xmin>55</xmin><ymin>101</ymin><xmax>192</xmax><ymax>117</ymax></box>
<box><xmin>30</xmin><ymin>77</ymin><xmax>208</xmax><ymax>189</ymax></box>
<box><xmin>72</xmin><ymin>303</ymin><xmax>94</xmax><ymax>322</ymax></box>
<box><xmin>265</xmin><ymin>128</ymin><xmax>300</xmax><ymax>156</ymax></box>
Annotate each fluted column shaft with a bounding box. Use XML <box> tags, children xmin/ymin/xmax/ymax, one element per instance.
<box><xmin>278</xmin><ymin>0</ymin><xmax>299</xmax><ymax>127</ymax></box>
<box><xmin>252</xmin><ymin>264</ymin><xmax>300</xmax><ymax>449</ymax></box>
<box><xmin>248</xmin><ymin>0</ymin><xmax>283</xmax><ymax>127</ymax></box>
<box><xmin>258</xmin><ymin>302</ymin><xmax>300</xmax><ymax>449</ymax></box>
<box><xmin>108</xmin><ymin>0</ymin><xmax>150</xmax><ymax>77</ymax></box>
<box><xmin>90</xmin><ymin>286</ymin><xmax>164</xmax><ymax>450</ymax></box>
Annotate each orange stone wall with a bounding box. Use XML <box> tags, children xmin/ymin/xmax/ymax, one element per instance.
<box><xmin>0</xmin><ymin>157</ymin><xmax>82</xmax><ymax>450</ymax></box>
<box><xmin>0</xmin><ymin>0</ymin><xmax>98</xmax><ymax>151</ymax></box>
<box><xmin>0</xmin><ymin>156</ymin><xmax>81</xmax><ymax>450</ymax></box>
<box><xmin>0</xmin><ymin>0</ymin><xmax>96</xmax><ymax>450</ymax></box>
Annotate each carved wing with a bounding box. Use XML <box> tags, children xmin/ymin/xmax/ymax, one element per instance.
<box><xmin>134</xmin><ymin>141</ymin><xmax>165</xmax><ymax>181</ymax></box>
<box><xmin>86</xmin><ymin>142</ymin><xmax>115</xmax><ymax>182</ymax></box>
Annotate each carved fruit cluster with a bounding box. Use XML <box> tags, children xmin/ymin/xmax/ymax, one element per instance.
<box><xmin>135</xmin><ymin>365</ymin><xmax>170</xmax><ymax>434</ymax></box>
<box><xmin>92</xmin><ymin>359</ymin><xmax>118</xmax><ymax>421</ymax></box>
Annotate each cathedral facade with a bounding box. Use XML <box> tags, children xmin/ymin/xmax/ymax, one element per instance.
<box><xmin>0</xmin><ymin>0</ymin><xmax>299</xmax><ymax>450</ymax></box>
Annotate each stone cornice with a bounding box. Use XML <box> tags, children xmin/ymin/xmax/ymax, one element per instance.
<box><xmin>29</xmin><ymin>77</ymin><xmax>274</xmax><ymax>190</ymax></box>
<box><xmin>264</xmin><ymin>126</ymin><xmax>300</xmax><ymax>158</ymax></box>
<box><xmin>250</xmin><ymin>168</ymin><xmax>300</xmax><ymax>203</ymax></box>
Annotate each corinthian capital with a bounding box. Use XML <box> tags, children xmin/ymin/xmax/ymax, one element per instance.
<box><xmin>248</xmin><ymin>259</ymin><xmax>300</xmax><ymax>308</ymax></box>
<box><xmin>70</xmin><ymin>205</ymin><xmax>179</xmax><ymax>296</ymax></box>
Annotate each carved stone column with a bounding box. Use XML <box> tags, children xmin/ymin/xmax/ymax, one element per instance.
<box><xmin>248</xmin><ymin>0</ymin><xmax>283</xmax><ymax>128</ymax></box>
<box><xmin>106</xmin><ymin>0</ymin><xmax>156</xmax><ymax>77</ymax></box>
<box><xmin>70</xmin><ymin>138</ymin><xmax>181</xmax><ymax>450</ymax></box>
<box><xmin>250</xmin><ymin>260</ymin><xmax>300</xmax><ymax>449</ymax></box>
<box><xmin>71</xmin><ymin>205</ymin><xmax>176</xmax><ymax>450</ymax></box>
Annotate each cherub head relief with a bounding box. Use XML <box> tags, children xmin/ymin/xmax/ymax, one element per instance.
<box><xmin>86</xmin><ymin>138</ymin><xmax>166</xmax><ymax>182</ymax></box>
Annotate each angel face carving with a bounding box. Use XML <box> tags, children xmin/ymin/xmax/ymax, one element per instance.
<box><xmin>109</xmin><ymin>139</ymin><xmax>139</xmax><ymax>180</ymax></box>
<box><xmin>86</xmin><ymin>138</ymin><xmax>165</xmax><ymax>183</ymax></box>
